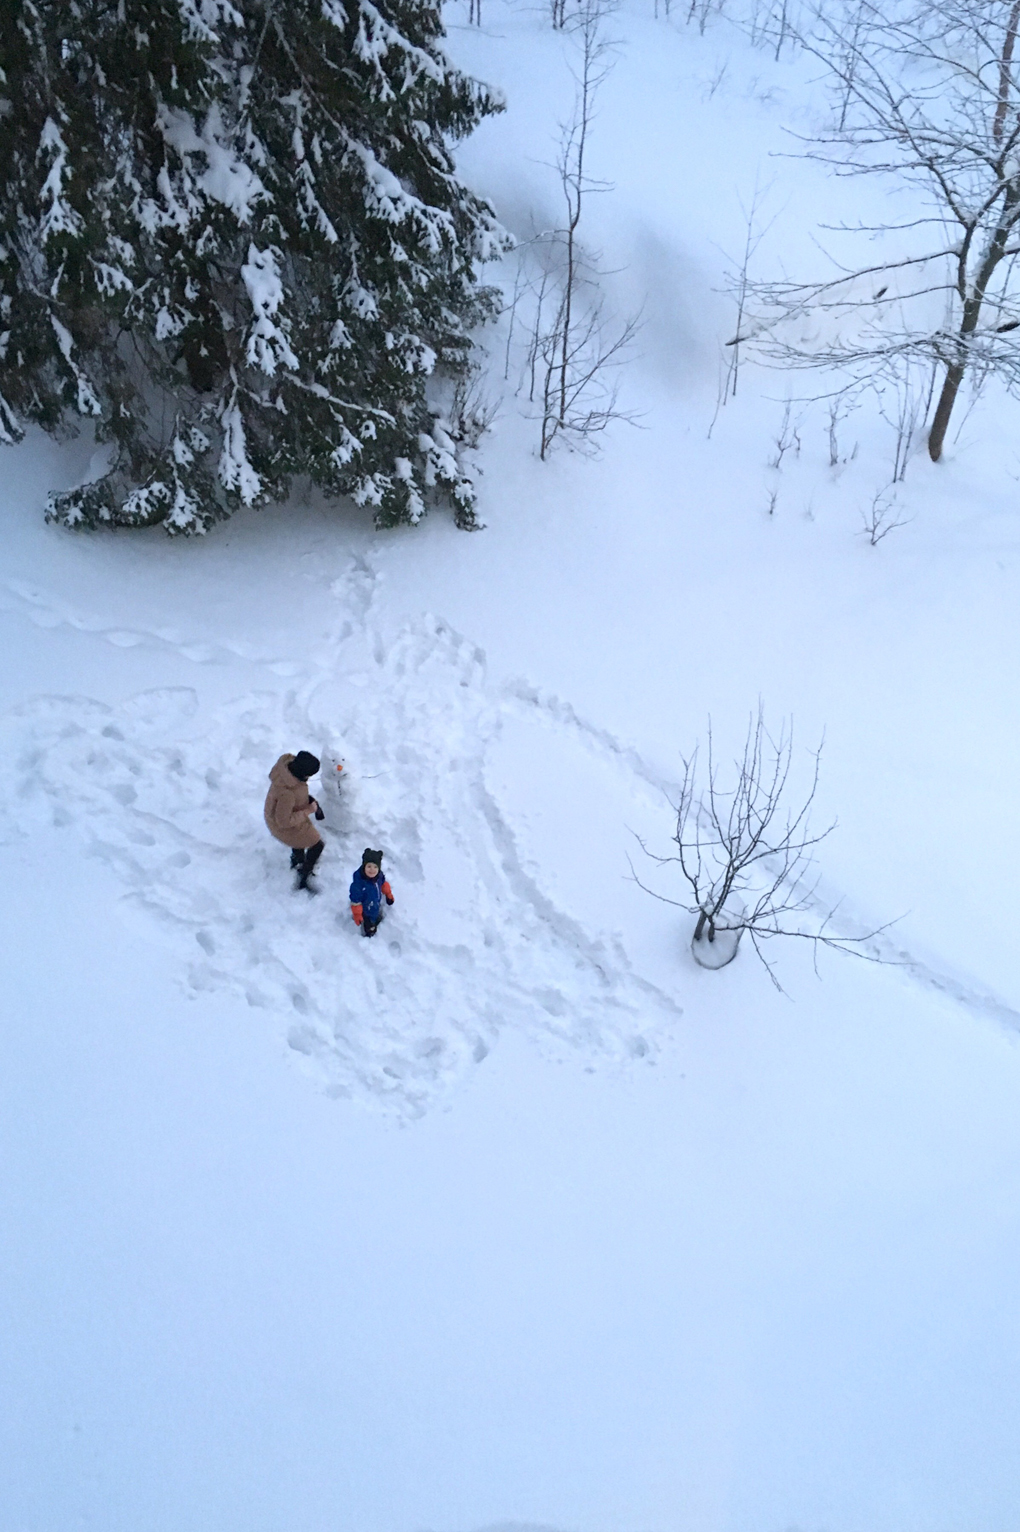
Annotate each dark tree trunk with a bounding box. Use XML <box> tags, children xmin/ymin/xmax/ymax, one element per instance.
<box><xmin>928</xmin><ymin>361</ymin><xmax>965</xmax><ymax>462</ymax></box>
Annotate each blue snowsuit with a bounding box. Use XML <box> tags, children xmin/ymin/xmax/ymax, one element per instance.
<box><xmin>349</xmin><ymin>866</ymin><xmax>391</xmax><ymax>924</ymax></box>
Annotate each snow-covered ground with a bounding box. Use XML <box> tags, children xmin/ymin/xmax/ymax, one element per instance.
<box><xmin>4</xmin><ymin>4</ymin><xmax>1020</xmax><ymax>1529</ymax></box>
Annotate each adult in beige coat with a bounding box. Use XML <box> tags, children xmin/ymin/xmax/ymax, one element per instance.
<box><xmin>265</xmin><ymin>750</ymin><xmax>324</xmax><ymax>890</ymax></box>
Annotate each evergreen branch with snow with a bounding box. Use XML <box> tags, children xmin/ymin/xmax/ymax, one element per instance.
<box><xmin>0</xmin><ymin>0</ymin><xmax>511</xmax><ymax>532</ymax></box>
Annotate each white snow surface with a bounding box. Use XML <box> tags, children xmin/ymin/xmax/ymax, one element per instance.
<box><xmin>4</xmin><ymin>5</ymin><xmax>1020</xmax><ymax>1531</ymax></box>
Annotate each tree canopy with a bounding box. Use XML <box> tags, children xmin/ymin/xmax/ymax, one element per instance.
<box><xmin>0</xmin><ymin>0</ymin><xmax>507</xmax><ymax>531</ymax></box>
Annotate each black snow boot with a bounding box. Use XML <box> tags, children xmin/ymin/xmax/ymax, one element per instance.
<box><xmin>362</xmin><ymin>916</ymin><xmax>379</xmax><ymax>937</ymax></box>
<box><xmin>290</xmin><ymin>849</ymin><xmax>304</xmax><ymax>870</ymax></box>
<box><xmin>297</xmin><ymin>839</ymin><xmax>324</xmax><ymax>892</ymax></box>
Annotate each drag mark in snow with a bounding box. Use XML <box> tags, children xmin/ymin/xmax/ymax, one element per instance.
<box><xmin>504</xmin><ymin>678</ymin><xmax>676</xmax><ymax>801</ymax></box>
<box><xmin>0</xmin><ymin>577</ymin><xmax>299</xmax><ymax>673</ymax></box>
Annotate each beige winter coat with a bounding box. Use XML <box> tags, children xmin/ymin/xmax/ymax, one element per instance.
<box><xmin>264</xmin><ymin>754</ymin><xmax>322</xmax><ymax>850</ymax></box>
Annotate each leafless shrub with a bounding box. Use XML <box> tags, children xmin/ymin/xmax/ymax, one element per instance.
<box><xmin>767</xmin><ymin>399</ymin><xmax>802</xmax><ymax>469</ymax></box>
<box><xmin>686</xmin><ymin>0</ymin><xmax>722</xmax><ymax>32</ymax></box>
<box><xmin>860</xmin><ymin>487</ymin><xmax>911</xmax><ymax>545</ymax></box>
<box><xmin>448</xmin><ymin>371</ymin><xmax>501</xmax><ymax>451</ymax></box>
<box><xmin>826</xmin><ymin>389</ymin><xmax>860</xmax><ymax>467</ymax></box>
<box><xmin>750</xmin><ymin>0</ymin><xmax>796</xmax><ymax>58</ymax></box>
<box><xmin>633</xmin><ymin>709</ymin><xmax>889</xmax><ymax>987</ymax></box>
<box><xmin>878</xmin><ymin>358</ymin><xmax>933</xmax><ymax>482</ymax></box>
<box><xmin>715</xmin><ymin>180</ymin><xmax>776</xmax><ymax>419</ymax></box>
<box><xmin>675</xmin><ymin>0</ymin><xmax>808</xmax><ymax>55</ymax></box>
<box><xmin>701</xmin><ymin>59</ymin><xmax>730</xmax><ymax>97</ymax></box>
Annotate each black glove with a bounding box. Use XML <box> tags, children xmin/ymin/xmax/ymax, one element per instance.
<box><xmin>385</xmin><ymin>894</ymin><xmax>394</xmax><ymax>905</ymax></box>
<box><xmin>314</xmin><ymin>806</ymin><xmax>325</xmax><ymax>821</ymax></box>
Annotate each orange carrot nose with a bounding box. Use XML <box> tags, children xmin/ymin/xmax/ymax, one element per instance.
<box><xmin>336</xmin><ymin>763</ymin><xmax>344</xmax><ymax>772</ymax></box>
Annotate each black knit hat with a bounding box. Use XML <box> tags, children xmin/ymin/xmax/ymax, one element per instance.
<box><xmin>361</xmin><ymin>848</ymin><xmax>384</xmax><ymax>867</ymax></box>
<box><xmin>288</xmin><ymin>750</ymin><xmax>320</xmax><ymax>782</ymax></box>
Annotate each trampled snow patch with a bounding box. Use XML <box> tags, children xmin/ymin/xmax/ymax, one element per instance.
<box><xmin>3</xmin><ymin>557</ymin><xmax>677</xmax><ymax>1113</ymax></box>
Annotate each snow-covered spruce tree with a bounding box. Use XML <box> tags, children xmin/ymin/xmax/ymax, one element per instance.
<box><xmin>0</xmin><ymin>0</ymin><xmax>507</xmax><ymax>532</ymax></box>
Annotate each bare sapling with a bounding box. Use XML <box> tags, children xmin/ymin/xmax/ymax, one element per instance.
<box><xmin>733</xmin><ymin>0</ymin><xmax>1020</xmax><ymax>465</ymax></box>
<box><xmin>448</xmin><ymin>369</ymin><xmax>500</xmax><ymax>450</ymax></box>
<box><xmin>767</xmin><ymin>399</ymin><xmax>802</xmax><ymax>468</ymax></box>
<box><xmin>827</xmin><ymin>397</ymin><xmax>842</xmax><ymax>466</ymax></box>
<box><xmin>716</xmin><ymin>180</ymin><xmax>775</xmax><ymax>417</ymax></box>
<box><xmin>879</xmin><ymin>358</ymin><xmax>932</xmax><ymax>482</ymax></box>
<box><xmin>860</xmin><ymin>487</ymin><xmax>911</xmax><ymax>544</ymax></box>
<box><xmin>826</xmin><ymin>389</ymin><xmax>860</xmax><ymax>467</ymax></box>
<box><xmin>687</xmin><ymin>0</ymin><xmax>808</xmax><ymax>56</ymax></box>
<box><xmin>754</xmin><ymin>0</ymin><xmax>808</xmax><ymax>56</ymax></box>
<box><xmin>634</xmin><ymin>709</ymin><xmax>886</xmax><ymax>986</ymax></box>
<box><xmin>686</xmin><ymin>0</ymin><xmax>719</xmax><ymax>34</ymax></box>
<box><xmin>525</xmin><ymin>0</ymin><xmax>641</xmax><ymax>458</ymax></box>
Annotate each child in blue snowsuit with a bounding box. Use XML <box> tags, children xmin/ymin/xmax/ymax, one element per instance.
<box><xmin>349</xmin><ymin>848</ymin><xmax>394</xmax><ymax>938</ymax></box>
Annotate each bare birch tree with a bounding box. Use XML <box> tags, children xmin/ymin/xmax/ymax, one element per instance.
<box><xmin>735</xmin><ymin>0</ymin><xmax>1020</xmax><ymax>462</ymax></box>
<box><xmin>520</xmin><ymin>0</ymin><xmax>640</xmax><ymax>458</ymax></box>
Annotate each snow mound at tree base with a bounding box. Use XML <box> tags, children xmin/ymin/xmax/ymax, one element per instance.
<box><xmin>4</xmin><ymin>654</ymin><xmax>674</xmax><ymax>1115</ymax></box>
<box><xmin>691</xmin><ymin>925</ymin><xmax>743</xmax><ymax>969</ymax></box>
